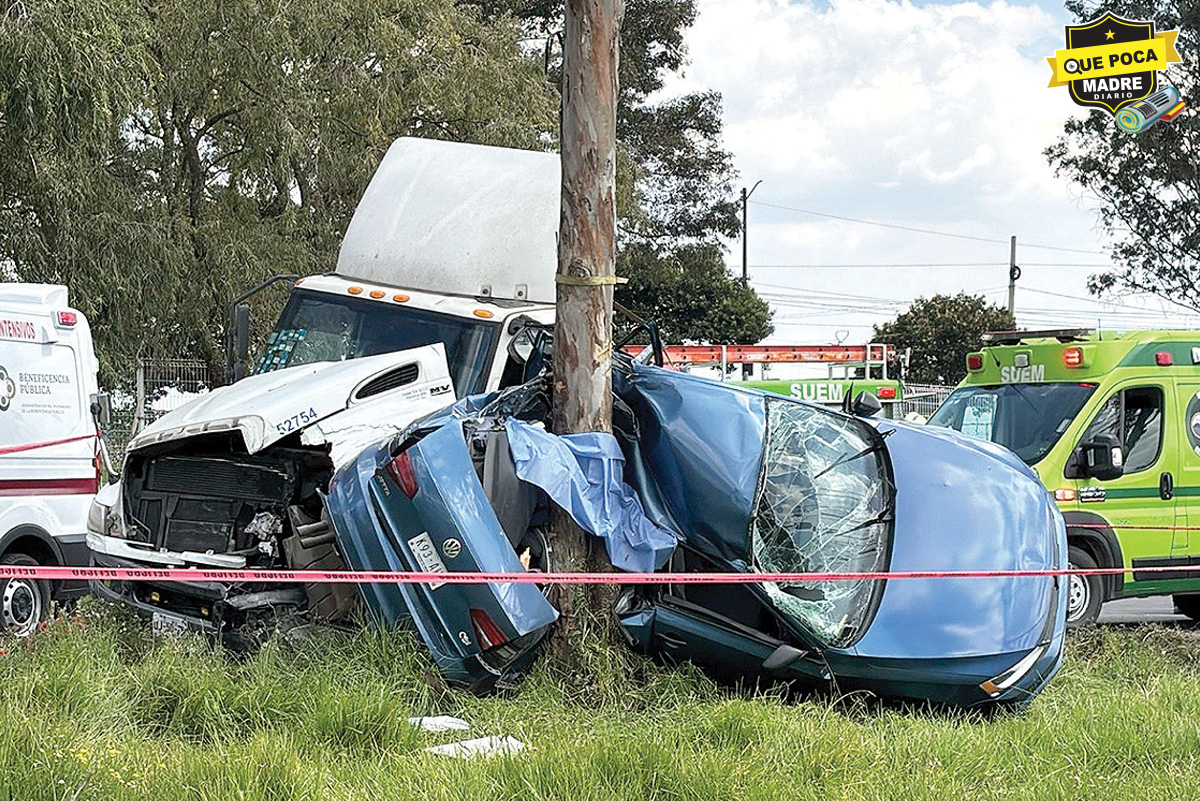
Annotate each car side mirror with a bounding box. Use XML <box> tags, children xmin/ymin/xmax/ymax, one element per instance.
<box><xmin>89</xmin><ymin>392</ymin><xmax>112</xmax><ymax>429</ymax></box>
<box><xmin>845</xmin><ymin>390</ymin><xmax>882</xmax><ymax>418</ymax></box>
<box><xmin>1079</xmin><ymin>433</ymin><xmax>1123</xmax><ymax>481</ymax></box>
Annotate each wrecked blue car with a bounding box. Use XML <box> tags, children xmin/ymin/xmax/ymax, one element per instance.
<box><xmin>326</xmin><ymin>359</ymin><xmax>1067</xmax><ymax>709</ymax></box>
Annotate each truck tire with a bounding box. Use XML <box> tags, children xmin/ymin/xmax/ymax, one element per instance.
<box><xmin>1173</xmin><ymin>594</ymin><xmax>1200</xmax><ymax>621</ymax></box>
<box><xmin>1066</xmin><ymin>546</ymin><xmax>1103</xmax><ymax>628</ymax></box>
<box><xmin>1</xmin><ymin>553</ymin><xmax>49</xmax><ymax>637</ymax></box>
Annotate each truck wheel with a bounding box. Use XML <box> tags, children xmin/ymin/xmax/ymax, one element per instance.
<box><xmin>1066</xmin><ymin>546</ymin><xmax>1103</xmax><ymax>629</ymax></box>
<box><xmin>1173</xmin><ymin>594</ymin><xmax>1200</xmax><ymax>621</ymax></box>
<box><xmin>1</xmin><ymin>553</ymin><xmax>49</xmax><ymax>637</ymax></box>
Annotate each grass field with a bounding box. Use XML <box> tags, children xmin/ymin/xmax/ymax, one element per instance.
<box><xmin>3</xmin><ymin>600</ymin><xmax>1200</xmax><ymax>800</ymax></box>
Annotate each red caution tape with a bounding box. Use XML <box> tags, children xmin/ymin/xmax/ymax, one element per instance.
<box><xmin>0</xmin><ymin>433</ymin><xmax>97</xmax><ymax>456</ymax></box>
<box><xmin>1</xmin><ymin>564</ymin><xmax>1195</xmax><ymax>585</ymax></box>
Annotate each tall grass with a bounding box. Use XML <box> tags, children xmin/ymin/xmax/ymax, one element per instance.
<box><xmin>3</xmin><ymin>602</ymin><xmax>1200</xmax><ymax>800</ymax></box>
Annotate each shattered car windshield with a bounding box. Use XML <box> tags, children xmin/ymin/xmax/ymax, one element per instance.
<box><xmin>927</xmin><ymin>383</ymin><xmax>1096</xmax><ymax>465</ymax></box>
<box><xmin>751</xmin><ymin>399</ymin><xmax>893</xmax><ymax>647</ymax></box>
<box><xmin>254</xmin><ymin>289</ymin><xmax>500</xmax><ymax>395</ymax></box>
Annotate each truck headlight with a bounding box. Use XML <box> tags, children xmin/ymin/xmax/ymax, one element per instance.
<box><xmin>87</xmin><ymin>483</ymin><xmax>124</xmax><ymax>538</ymax></box>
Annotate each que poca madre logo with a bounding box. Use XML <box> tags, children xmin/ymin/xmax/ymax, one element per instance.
<box><xmin>1047</xmin><ymin>13</ymin><xmax>1185</xmax><ymax>133</ymax></box>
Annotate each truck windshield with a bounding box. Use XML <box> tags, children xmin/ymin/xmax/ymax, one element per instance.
<box><xmin>751</xmin><ymin>399</ymin><xmax>894</xmax><ymax>647</ymax></box>
<box><xmin>255</xmin><ymin>289</ymin><xmax>500</xmax><ymax>395</ymax></box>
<box><xmin>928</xmin><ymin>383</ymin><xmax>1097</xmax><ymax>465</ymax></box>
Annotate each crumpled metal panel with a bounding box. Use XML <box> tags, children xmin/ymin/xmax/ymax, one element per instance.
<box><xmin>614</xmin><ymin>367</ymin><xmax>766</xmax><ymax>562</ymax></box>
<box><xmin>504</xmin><ymin>419</ymin><xmax>677</xmax><ymax>573</ymax></box>
<box><xmin>751</xmin><ymin>400</ymin><xmax>891</xmax><ymax>645</ymax></box>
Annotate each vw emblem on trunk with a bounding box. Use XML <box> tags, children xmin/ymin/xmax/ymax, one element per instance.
<box><xmin>442</xmin><ymin>538</ymin><xmax>462</xmax><ymax>559</ymax></box>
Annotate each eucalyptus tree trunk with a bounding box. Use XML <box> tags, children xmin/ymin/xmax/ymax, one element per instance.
<box><xmin>549</xmin><ymin>0</ymin><xmax>625</xmax><ymax>671</ymax></box>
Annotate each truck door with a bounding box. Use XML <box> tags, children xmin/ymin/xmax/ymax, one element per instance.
<box><xmin>1175</xmin><ymin>381</ymin><xmax>1200</xmax><ymax>555</ymax></box>
<box><xmin>1072</xmin><ymin>382</ymin><xmax>1178</xmax><ymax>594</ymax></box>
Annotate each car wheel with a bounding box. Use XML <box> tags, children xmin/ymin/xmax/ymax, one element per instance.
<box><xmin>1173</xmin><ymin>594</ymin><xmax>1200</xmax><ymax>621</ymax></box>
<box><xmin>1</xmin><ymin>553</ymin><xmax>49</xmax><ymax>637</ymax></box>
<box><xmin>1066</xmin><ymin>546</ymin><xmax>1103</xmax><ymax>629</ymax></box>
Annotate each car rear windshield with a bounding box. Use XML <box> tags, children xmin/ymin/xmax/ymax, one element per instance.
<box><xmin>927</xmin><ymin>382</ymin><xmax>1096</xmax><ymax>465</ymax></box>
<box><xmin>751</xmin><ymin>399</ymin><xmax>894</xmax><ymax>647</ymax></box>
<box><xmin>255</xmin><ymin>289</ymin><xmax>500</xmax><ymax>395</ymax></box>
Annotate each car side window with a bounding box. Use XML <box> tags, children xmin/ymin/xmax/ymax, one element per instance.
<box><xmin>1080</xmin><ymin>386</ymin><xmax>1164</xmax><ymax>474</ymax></box>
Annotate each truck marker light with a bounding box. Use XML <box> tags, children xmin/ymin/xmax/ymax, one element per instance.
<box><xmin>1156</xmin><ymin>351</ymin><xmax>1173</xmax><ymax>366</ymax></box>
<box><xmin>1054</xmin><ymin>488</ymin><xmax>1076</xmax><ymax>502</ymax></box>
<box><xmin>385</xmin><ymin>451</ymin><xmax>420</xmax><ymax>499</ymax></box>
<box><xmin>1063</xmin><ymin>347</ymin><xmax>1084</xmax><ymax>367</ymax></box>
<box><xmin>392</xmin><ymin>294</ymin><xmax>410</xmax><ymax>303</ymax></box>
<box><xmin>348</xmin><ymin>286</ymin><xmax>363</xmax><ymax>295</ymax></box>
<box><xmin>877</xmin><ymin>386</ymin><xmax>897</xmax><ymax>399</ymax></box>
<box><xmin>54</xmin><ymin>311</ymin><xmax>77</xmax><ymax>327</ymax></box>
<box><xmin>967</xmin><ymin>354</ymin><xmax>984</xmax><ymax>371</ymax></box>
<box><xmin>473</xmin><ymin>309</ymin><xmax>495</xmax><ymax>319</ymax></box>
<box><xmin>369</xmin><ymin>290</ymin><xmax>385</xmax><ymax>299</ymax></box>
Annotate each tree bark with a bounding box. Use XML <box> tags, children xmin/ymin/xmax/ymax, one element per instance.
<box><xmin>549</xmin><ymin>0</ymin><xmax>624</xmax><ymax>672</ymax></box>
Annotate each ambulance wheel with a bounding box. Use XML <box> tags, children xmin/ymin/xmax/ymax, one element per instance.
<box><xmin>1</xmin><ymin>553</ymin><xmax>49</xmax><ymax>638</ymax></box>
<box><xmin>1066</xmin><ymin>547</ymin><xmax>1102</xmax><ymax>629</ymax></box>
<box><xmin>1172</xmin><ymin>594</ymin><xmax>1200</xmax><ymax>622</ymax></box>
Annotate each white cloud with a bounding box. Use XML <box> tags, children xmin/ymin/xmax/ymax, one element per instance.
<box><xmin>655</xmin><ymin>0</ymin><xmax>1200</xmax><ymax>345</ymax></box>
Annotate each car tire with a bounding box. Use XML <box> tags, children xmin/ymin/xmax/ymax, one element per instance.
<box><xmin>1</xmin><ymin>553</ymin><xmax>50</xmax><ymax>637</ymax></box>
<box><xmin>1066</xmin><ymin>546</ymin><xmax>1103</xmax><ymax>629</ymax></box>
<box><xmin>1173</xmin><ymin>594</ymin><xmax>1200</xmax><ymax>621</ymax></box>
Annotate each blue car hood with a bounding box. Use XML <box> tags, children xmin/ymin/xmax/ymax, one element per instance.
<box><xmin>850</xmin><ymin>421</ymin><xmax>1064</xmax><ymax>659</ymax></box>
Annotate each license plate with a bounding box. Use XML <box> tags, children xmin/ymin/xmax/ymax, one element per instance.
<box><xmin>151</xmin><ymin>610</ymin><xmax>191</xmax><ymax>635</ymax></box>
<box><xmin>407</xmin><ymin>531</ymin><xmax>447</xmax><ymax>589</ymax></box>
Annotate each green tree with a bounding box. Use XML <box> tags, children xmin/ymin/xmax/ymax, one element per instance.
<box><xmin>1</xmin><ymin>0</ymin><xmax>557</xmax><ymax>382</ymax></box>
<box><xmin>1045</xmin><ymin>0</ymin><xmax>1200</xmax><ymax>311</ymax></box>
<box><xmin>616</xmin><ymin>243</ymin><xmax>772</xmax><ymax>344</ymax></box>
<box><xmin>873</xmin><ymin>294</ymin><xmax>1015</xmax><ymax>385</ymax></box>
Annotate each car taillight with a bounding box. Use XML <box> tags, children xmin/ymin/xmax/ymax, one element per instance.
<box><xmin>1063</xmin><ymin>347</ymin><xmax>1084</xmax><ymax>367</ymax></box>
<box><xmin>470</xmin><ymin>608</ymin><xmax>510</xmax><ymax>649</ymax></box>
<box><xmin>384</xmin><ymin>451</ymin><xmax>419</xmax><ymax>498</ymax></box>
<box><xmin>966</xmin><ymin>354</ymin><xmax>984</xmax><ymax>371</ymax></box>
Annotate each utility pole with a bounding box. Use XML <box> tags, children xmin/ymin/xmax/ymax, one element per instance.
<box><xmin>741</xmin><ymin>180</ymin><xmax>762</xmax><ymax>283</ymax></box>
<box><xmin>550</xmin><ymin>0</ymin><xmax>624</xmax><ymax>666</ymax></box>
<box><xmin>1007</xmin><ymin>235</ymin><xmax>1020</xmax><ymax>316</ymax></box>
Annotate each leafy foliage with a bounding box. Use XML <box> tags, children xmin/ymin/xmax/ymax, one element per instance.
<box><xmin>873</xmin><ymin>293</ymin><xmax>1014</xmax><ymax>385</ymax></box>
<box><xmin>1045</xmin><ymin>0</ymin><xmax>1200</xmax><ymax>311</ymax></box>
<box><xmin>1</xmin><ymin>0</ymin><xmax>557</xmax><ymax>383</ymax></box>
<box><xmin>616</xmin><ymin>242</ymin><xmax>773</xmax><ymax>344</ymax></box>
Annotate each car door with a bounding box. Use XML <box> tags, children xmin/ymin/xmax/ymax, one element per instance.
<box><xmin>1070</xmin><ymin>382</ymin><xmax>1179</xmax><ymax>592</ymax></box>
<box><xmin>1175</xmin><ymin>380</ymin><xmax>1200</xmax><ymax>557</ymax></box>
<box><xmin>628</xmin><ymin>578</ymin><xmax>831</xmax><ymax>688</ymax></box>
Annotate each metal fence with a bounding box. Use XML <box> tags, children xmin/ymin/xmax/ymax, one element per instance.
<box><xmin>105</xmin><ymin>359</ymin><xmax>214</xmax><ymax>462</ymax></box>
<box><xmin>897</xmin><ymin>383</ymin><xmax>953</xmax><ymax>420</ymax></box>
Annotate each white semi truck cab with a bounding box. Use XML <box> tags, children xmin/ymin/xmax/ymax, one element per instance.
<box><xmin>87</xmin><ymin>138</ymin><xmax>560</xmax><ymax>639</ymax></box>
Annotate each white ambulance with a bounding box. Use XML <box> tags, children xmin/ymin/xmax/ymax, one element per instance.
<box><xmin>0</xmin><ymin>283</ymin><xmax>103</xmax><ymax>635</ymax></box>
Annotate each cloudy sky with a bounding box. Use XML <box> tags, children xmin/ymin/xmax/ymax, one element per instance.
<box><xmin>663</xmin><ymin>0</ymin><xmax>1200</xmax><ymax>346</ymax></box>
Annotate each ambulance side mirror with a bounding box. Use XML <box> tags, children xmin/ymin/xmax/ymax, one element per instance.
<box><xmin>1079</xmin><ymin>433</ymin><xmax>1123</xmax><ymax>481</ymax></box>
<box><xmin>89</xmin><ymin>392</ymin><xmax>112</xmax><ymax>429</ymax></box>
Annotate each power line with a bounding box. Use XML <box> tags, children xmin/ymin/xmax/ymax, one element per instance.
<box><xmin>748</xmin><ymin>200</ymin><xmax>1107</xmax><ymax>255</ymax></box>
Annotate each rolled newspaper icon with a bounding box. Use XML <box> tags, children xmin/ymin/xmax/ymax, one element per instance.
<box><xmin>1117</xmin><ymin>85</ymin><xmax>1183</xmax><ymax>133</ymax></box>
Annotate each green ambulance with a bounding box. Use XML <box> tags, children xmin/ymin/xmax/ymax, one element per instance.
<box><xmin>928</xmin><ymin>328</ymin><xmax>1200</xmax><ymax>627</ymax></box>
<box><xmin>739</xmin><ymin>378</ymin><xmax>904</xmax><ymax>417</ymax></box>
